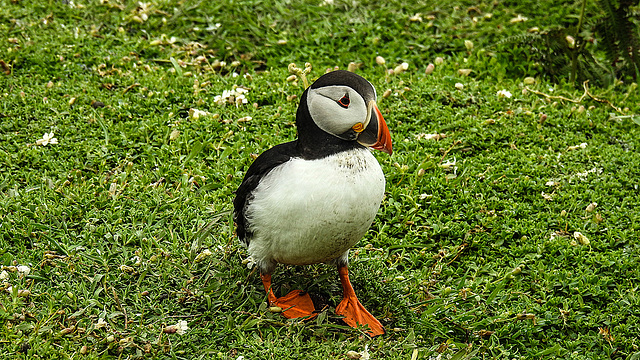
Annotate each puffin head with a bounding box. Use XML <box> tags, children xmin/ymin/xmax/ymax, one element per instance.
<box><xmin>296</xmin><ymin>70</ymin><xmax>392</xmax><ymax>157</ymax></box>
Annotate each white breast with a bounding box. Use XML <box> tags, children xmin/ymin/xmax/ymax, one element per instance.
<box><xmin>245</xmin><ymin>148</ymin><xmax>385</xmax><ymax>272</ymax></box>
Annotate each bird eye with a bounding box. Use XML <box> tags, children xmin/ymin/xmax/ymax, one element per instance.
<box><xmin>337</xmin><ymin>94</ymin><xmax>350</xmax><ymax>108</ymax></box>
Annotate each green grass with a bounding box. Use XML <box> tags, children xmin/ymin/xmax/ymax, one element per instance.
<box><xmin>1</xmin><ymin>0</ymin><xmax>639</xmax><ymax>359</ymax></box>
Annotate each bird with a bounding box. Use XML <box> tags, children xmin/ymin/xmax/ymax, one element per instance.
<box><xmin>233</xmin><ymin>70</ymin><xmax>392</xmax><ymax>337</ymax></box>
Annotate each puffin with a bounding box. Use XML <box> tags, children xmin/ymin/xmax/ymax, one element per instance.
<box><xmin>233</xmin><ymin>70</ymin><xmax>392</xmax><ymax>337</ymax></box>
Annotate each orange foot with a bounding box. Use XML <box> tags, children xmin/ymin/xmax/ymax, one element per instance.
<box><xmin>336</xmin><ymin>266</ymin><xmax>385</xmax><ymax>337</ymax></box>
<box><xmin>261</xmin><ymin>273</ymin><xmax>317</xmax><ymax>319</ymax></box>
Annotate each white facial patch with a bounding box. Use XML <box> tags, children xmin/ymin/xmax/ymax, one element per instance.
<box><xmin>307</xmin><ymin>85</ymin><xmax>369</xmax><ymax>138</ymax></box>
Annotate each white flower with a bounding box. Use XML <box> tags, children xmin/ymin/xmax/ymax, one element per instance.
<box><xmin>214</xmin><ymin>86</ymin><xmax>250</xmax><ymax>107</ymax></box>
<box><xmin>194</xmin><ymin>249</ymin><xmax>212</xmax><ymax>263</ymax></box>
<box><xmin>319</xmin><ymin>0</ymin><xmax>333</xmax><ymax>5</ymax></box>
<box><xmin>565</xmin><ymin>35</ymin><xmax>575</xmax><ymax>48</ymax></box>
<box><xmin>234</xmin><ymin>94</ymin><xmax>249</xmax><ymax>107</ymax></box>
<box><xmin>567</xmin><ymin>142</ymin><xmax>586</xmax><ymax>151</ymax></box>
<box><xmin>439</xmin><ymin>158</ymin><xmax>457</xmax><ymax>171</ymax></box>
<box><xmin>393</xmin><ymin>62</ymin><xmax>409</xmax><ymax>75</ymax></box>
<box><xmin>585</xmin><ymin>202</ymin><xmax>598</xmax><ymax>212</ymax></box>
<box><xmin>409</xmin><ymin>13</ymin><xmax>422</xmax><ymax>22</ymax></box>
<box><xmin>0</xmin><ymin>270</ymin><xmax>8</xmax><ymax>281</ymax></box>
<box><xmin>574</xmin><ymin>167</ymin><xmax>602</xmax><ymax>179</ymax></box>
<box><xmin>131</xmin><ymin>256</ymin><xmax>142</xmax><ymax>266</ymax></box>
<box><xmin>567</xmin><ymin>142</ymin><xmax>588</xmax><ymax>151</ymax></box>
<box><xmin>510</xmin><ymin>14</ymin><xmax>528</xmax><ymax>23</ymax></box>
<box><xmin>242</xmin><ymin>256</ymin><xmax>256</xmax><ymax>270</ymax></box>
<box><xmin>175</xmin><ymin>320</ymin><xmax>189</xmax><ymax>335</ymax></box>
<box><xmin>17</xmin><ymin>265</ymin><xmax>30</xmax><ymax>277</ymax></box>
<box><xmin>360</xmin><ymin>345</ymin><xmax>370</xmax><ymax>360</ymax></box>
<box><xmin>206</xmin><ymin>23</ymin><xmax>221</xmax><ymax>31</ymax></box>
<box><xmin>415</xmin><ymin>133</ymin><xmax>446</xmax><ymax>140</ymax></box>
<box><xmin>455</xmin><ymin>82</ymin><xmax>464</xmax><ymax>90</ymax></box>
<box><xmin>36</xmin><ymin>132</ymin><xmax>58</xmax><ymax>146</ymax></box>
<box><xmin>346</xmin><ymin>345</ymin><xmax>370</xmax><ymax>360</ymax></box>
<box><xmin>95</xmin><ymin>317</ymin><xmax>108</xmax><ymax>329</ymax></box>
<box><xmin>496</xmin><ymin>89</ymin><xmax>512</xmax><ymax>98</ymax></box>
<box><xmin>189</xmin><ymin>108</ymin><xmax>211</xmax><ymax>119</ymax></box>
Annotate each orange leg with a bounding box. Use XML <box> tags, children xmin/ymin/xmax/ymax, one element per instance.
<box><xmin>335</xmin><ymin>266</ymin><xmax>385</xmax><ymax>337</ymax></box>
<box><xmin>261</xmin><ymin>273</ymin><xmax>316</xmax><ymax>319</ymax></box>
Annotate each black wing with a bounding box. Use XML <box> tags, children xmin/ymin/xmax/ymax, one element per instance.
<box><xmin>233</xmin><ymin>141</ymin><xmax>298</xmax><ymax>245</ymax></box>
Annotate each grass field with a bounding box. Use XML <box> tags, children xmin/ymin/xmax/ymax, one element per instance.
<box><xmin>1</xmin><ymin>0</ymin><xmax>639</xmax><ymax>359</ymax></box>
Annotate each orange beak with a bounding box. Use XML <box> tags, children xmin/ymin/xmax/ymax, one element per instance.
<box><xmin>370</xmin><ymin>103</ymin><xmax>392</xmax><ymax>155</ymax></box>
<box><xmin>357</xmin><ymin>101</ymin><xmax>392</xmax><ymax>155</ymax></box>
